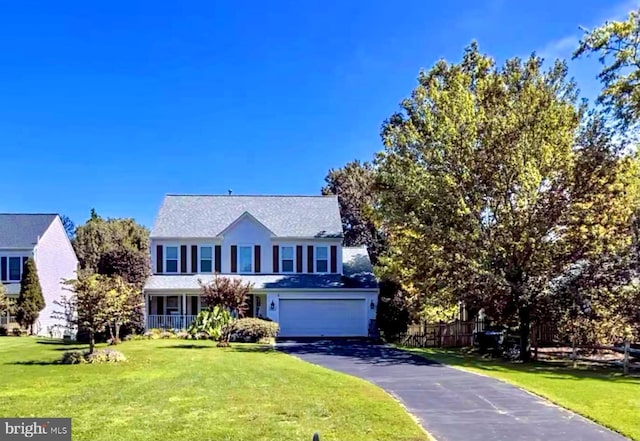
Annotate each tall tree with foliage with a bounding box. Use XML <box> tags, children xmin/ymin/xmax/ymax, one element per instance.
<box><xmin>16</xmin><ymin>258</ymin><xmax>45</xmax><ymax>334</ymax></box>
<box><xmin>74</xmin><ymin>209</ymin><xmax>150</xmax><ymax>274</ymax></box>
<box><xmin>376</xmin><ymin>43</ymin><xmax>640</xmax><ymax>360</ymax></box>
<box><xmin>62</xmin><ymin>274</ymin><xmax>138</xmax><ymax>353</ymax></box>
<box><xmin>574</xmin><ymin>8</ymin><xmax>640</xmax><ymax>127</ymax></box>
<box><xmin>322</xmin><ymin>160</ymin><xmax>387</xmax><ymax>263</ymax></box>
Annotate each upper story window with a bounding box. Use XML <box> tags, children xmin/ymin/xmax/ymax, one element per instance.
<box><xmin>315</xmin><ymin>246</ymin><xmax>328</xmax><ymax>273</ymax></box>
<box><xmin>8</xmin><ymin>257</ymin><xmax>22</xmax><ymax>281</ymax></box>
<box><xmin>200</xmin><ymin>246</ymin><xmax>213</xmax><ymax>273</ymax></box>
<box><xmin>238</xmin><ymin>246</ymin><xmax>252</xmax><ymax>273</ymax></box>
<box><xmin>165</xmin><ymin>246</ymin><xmax>178</xmax><ymax>273</ymax></box>
<box><xmin>281</xmin><ymin>246</ymin><xmax>294</xmax><ymax>273</ymax></box>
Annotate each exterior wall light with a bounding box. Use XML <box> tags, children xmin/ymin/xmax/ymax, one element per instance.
<box><xmin>270</xmin><ymin>301</ymin><xmax>276</xmax><ymax>311</ymax></box>
<box><xmin>370</xmin><ymin>301</ymin><xmax>375</xmax><ymax>310</ymax></box>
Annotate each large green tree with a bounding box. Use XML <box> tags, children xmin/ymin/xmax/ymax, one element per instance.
<box><xmin>16</xmin><ymin>258</ymin><xmax>45</xmax><ymax>334</ymax></box>
<box><xmin>376</xmin><ymin>43</ymin><xmax>640</xmax><ymax>360</ymax></box>
<box><xmin>574</xmin><ymin>8</ymin><xmax>640</xmax><ymax>126</ymax></box>
<box><xmin>62</xmin><ymin>274</ymin><xmax>139</xmax><ymax>353</ymax></box>
<box><xmin>74</xmin><ymin>209</ymin><xmax>150</xmax><ymax>275</ymax></box>
<box><xmin>322</xmin><ymin>160</ymin><xmax>387</xmax><ymax>264</ymax></box>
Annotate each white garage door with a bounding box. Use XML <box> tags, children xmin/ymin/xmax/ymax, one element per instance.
<box><xmin>279</xmin><ymin>299</ymin><xmax>367</xmax><ymax>337</ymax></box>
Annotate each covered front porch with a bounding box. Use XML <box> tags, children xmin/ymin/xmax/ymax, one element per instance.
<box><xmin>145</xmin><ymin>293</ymin><xmax>267</xmax><ymax>330</ymax></box>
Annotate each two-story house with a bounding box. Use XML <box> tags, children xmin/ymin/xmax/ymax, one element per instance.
<box><xmin>0</xmin><ymin>214</ymin><xmax>79</xmax><ymax>336</ymax></box>
<box><xmin>143</xmin><ymin>195</ymin><xmax>379</xmax><ymax>337</ymax></box>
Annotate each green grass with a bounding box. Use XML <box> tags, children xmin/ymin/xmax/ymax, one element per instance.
<box><xmin>407</xmin><ymin>347</ymin><xmax>640</xmax><ymax>441</ymax></box>
<box><xmin>0</xmin><ymin>338</ymin><xmax>428</xmax><ymax>441</ymax></box>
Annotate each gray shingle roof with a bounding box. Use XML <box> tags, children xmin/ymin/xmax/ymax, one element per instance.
<box><xmin>151</xmin><ymin>195</ymin><xmax>343</xmax><ymax>238</ymax></box>
<box><xmin>0</xmin><ymin>214</ymin><xmax>57</xmax><ymax>248</ymax></box>
<box><xmin>144</xmin><ymin>246</ymin><xmax>377</xmax><ymax>291</ymax></box>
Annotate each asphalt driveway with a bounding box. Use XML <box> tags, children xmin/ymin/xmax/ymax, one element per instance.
<box><xmin>278</xmin><ymin>340</ymin><xmax>629</xmax><ymax>441</ymax></box>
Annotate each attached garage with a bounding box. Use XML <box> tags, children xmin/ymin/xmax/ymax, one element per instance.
<box><xmin>278</xmin><ymin>298</ymin><xmax>368</xmax><ymax>337</ymax></box>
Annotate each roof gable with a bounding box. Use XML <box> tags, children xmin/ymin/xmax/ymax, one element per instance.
<box><xmin>0</xmin><ymin>214</ymin><xmax>57</xmax><ymax>249</ymax></box>
<box><xmin>151</xmin><ymin>195</ymin><xmax>343</xmax><ymax>239</ymax></box>
<box><xmin>217</xmin><ymin>211</ymin><xmax>276</xmax><ymax>237</ymax></box>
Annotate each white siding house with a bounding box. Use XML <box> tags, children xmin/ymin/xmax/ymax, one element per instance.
<box><xmin>144</xmin><ymin>195</ymin><xmax>379</xmax><ymax>337</ymax></box>
<box><xmin>0</xmin><ymin>214</ymin><xmax>79</xmax><ymax>336</ymax></box>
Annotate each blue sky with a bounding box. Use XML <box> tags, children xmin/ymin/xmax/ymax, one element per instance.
<box><xmin>1</xmin><ymin>0</ymin><xmax>638</xmax><ymax>228</ymax></box>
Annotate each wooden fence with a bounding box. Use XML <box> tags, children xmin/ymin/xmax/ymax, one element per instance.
<box><xmin>398</xmin><ymin>319</ymin><xmax>486</xmax><ymax>348</ymax></box>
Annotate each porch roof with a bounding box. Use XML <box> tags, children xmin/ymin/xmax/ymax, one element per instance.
<box><xmin>144</xmin><ymin>273</ymin><xmax>376</xmax><ymax>291</ymax></box>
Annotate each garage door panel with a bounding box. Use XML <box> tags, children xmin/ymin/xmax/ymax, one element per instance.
<box><xmin>279</xmin><ymin>299</ymin><xmax>366</xmax><ymax>337</ymax></box>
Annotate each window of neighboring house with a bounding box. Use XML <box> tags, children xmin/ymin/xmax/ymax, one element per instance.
<box><xmin>8</xmin><ymin>257</ymin><xmax>22</xmax><ymax>281</ymax></box>
<box><xmin>165</xmin><ymin>247</ymin><xmax>178</xmax><ymax>273</ymax></box>
<box><xmin>200</xmin><ymin>246</ymin><xmax>213</xmax><ymax>273</ymax></box>
<box><xmin>238</xmin><ymin>246</ymin><xmax>253</xmax><ymax>273</ymax></box>
<box><xmin>281</xmin><ymin>246</ymin><xmax>294</xmax><ymax>273</ymax></box>
<box><xmin>315</xmin><ymin>246</ymin><xmax>328</xmax><ymax>273</ymax></box>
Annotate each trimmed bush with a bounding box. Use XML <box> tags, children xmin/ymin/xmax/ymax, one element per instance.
<box><xmin>86</xmin><ymin>349</ymin><xmax>127</xmax><ymax>363</ymax></box>
<box><xmin>60</xmin><ymin>349</ymin><xmax>126</xmax><ymax>364</ymax></box>
<box><xmin>12</xmin><ymin>328</ymin><xmax>27</xmax><ymax>337</ymax></box>
<box><xmin>229</xmin><ymin>318</ymin><xmax>279</xmax><ymax>342</ymax></box>
<box><xmin>61</xmin><ymin>351</ymin><xmax>87</xmax><ymax>364</ymax></box>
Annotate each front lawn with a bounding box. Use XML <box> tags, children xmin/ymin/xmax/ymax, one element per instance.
<box><xmin>408</xmin><ymin>347</ymin><xmax>640</xmax><ymax>441</ymax></box>
<box><xmin>0</xmin><ymin>338</ymin><xmax>428</xmax><ymax>441</ymax></box>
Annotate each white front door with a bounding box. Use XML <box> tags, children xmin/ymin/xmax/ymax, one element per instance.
<box><xmin>278</xmin><ymin>299</ymin><xmax>367</xmax><ymax>337</ymax></box>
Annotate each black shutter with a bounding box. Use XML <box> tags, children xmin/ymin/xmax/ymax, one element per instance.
<box><xmin>272</xmin><ymin>245</ymin><xmax>279</xmax><ymax>273</ymax></box>
<box><xmin>191</xmin><ymin>246</ymin><xmax>198</xmax><ymax>273</ymax></box>
<box><xmin>307</xmin><ymin>246</ymin><xmax>314</xmax><ymax>273</ymax></box>
<box><xmin>1</xmin><ymin>257</ymin><xmax>6</xmax><ymax>281</ymax></box>
<box><xmin>330</xmin><ymin>246</ymin><xmax>338</xmax><ymax>273</ymax></box>
<box><xmin>296</xmin><ymin>246</ymin><xmax>303</xmax><ymax>273</ymax></box>
<box><xmin>254</xmin><ymin>245</ymin><xmax>261</xmax><ymax>273</ymax></box>
<box><xmin>156</xmin><ymin>246</ymin><xmax>163</xmax><ymax>274</ymax></box>
<box><xmin>214</xmin><ymin>245</ymin><xmax>221</xmax><ymax>273</ymax></box>
<box><xmin>180</xmin><ymin>245</ymin><xmax>187</xmax><ymax>273</ymax></box>
<box><xmin>230</xmin><ymin>246</ymin><xmax>237</xmax><ymax>273</ymax></box>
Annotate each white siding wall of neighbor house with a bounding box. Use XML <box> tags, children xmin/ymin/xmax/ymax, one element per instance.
<box><xmin>34</xmin><ymin>216</ymin><xmax>78</xmax><ymax>337</ymax></box>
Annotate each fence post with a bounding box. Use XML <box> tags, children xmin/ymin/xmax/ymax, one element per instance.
<box><xmin>624</xmin><ymin>341</ymin><xmax>630</xmax><ymax>376</ymax></box>
<box><xmin>571</xmin><ymin>338</ymin><xmax>577</xmax><ymax>369</ymax></box>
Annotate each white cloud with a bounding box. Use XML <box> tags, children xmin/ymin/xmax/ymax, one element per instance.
<box><xmin>538</xmin><ymin>36</ymin><xmax>578</xmax><ymax>61</ymax></box>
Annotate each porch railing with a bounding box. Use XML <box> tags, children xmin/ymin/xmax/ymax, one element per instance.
<box><xmin>146</xmin><ymin>315</ymin><xmax>196</xmax><ymax>330</ymax></box>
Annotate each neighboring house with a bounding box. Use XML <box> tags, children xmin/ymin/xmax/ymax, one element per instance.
<box><xmin>144</xmin><ymin>195</ymin><xmax>379</xmax><ymax>337</ymax></box>
<box><xmin>0</xmin><ymin>214</ymin><xmax>79</xmax><ymax>336</ymax></box>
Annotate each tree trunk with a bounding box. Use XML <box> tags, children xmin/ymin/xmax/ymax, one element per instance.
<box><xmin>518</xmin><ymin>307</ymin><xmax>531</xmax><ymax>362</ymax></box>
<box><xmin>114</xmin><ymin>323</ymin><xmax>121</xmax><ymax>345</ymax></box>
<box><xmin>89</xmin><ymin>332</ymin><xmax>95</xmax><ymax>354</ymax></box>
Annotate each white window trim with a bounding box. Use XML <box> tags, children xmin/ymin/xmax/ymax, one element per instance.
<box><xmin>280</xmin><ymin>245</ymin><xmax>295</xmax><ymax>273</ymax></box>
<box><xmin>237</xmin><ymin>245</ymin><xmax>254</xmax><ymax>274</ymax></box>
<box><xmin>199</xmin><ymin>245</ymin><xmax>213</xmax><ymax>273</ymax></box>
<box><xmin>164</xmin><ymin>245</ymin><xmax>179</xmax><ymax>274</ymax></box>
<box><xmin>314</xmin><ymin>245</ymin><xmax>329</xmax><ymax>274</ymax></box>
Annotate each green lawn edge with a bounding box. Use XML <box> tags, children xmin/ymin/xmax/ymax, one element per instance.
<box><xmin>0</xmin><ymin>338</ymin><xmax>429</xmax><ymax>441</ymax></box>
<box><xmin>402</xmin><ymin>346</ymin><xmax>640</xmax><ymax>441</ymax></box>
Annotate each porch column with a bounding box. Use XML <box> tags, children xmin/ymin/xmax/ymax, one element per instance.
<box><xmin>144</xmin><ymin>293</ymin><xmax>149</xmax><ymax>329</ymax></box>
<box><xmin>182</xmin><ymin>294</ymin><xmax>186</xmax><ymax>315</ymax></box>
